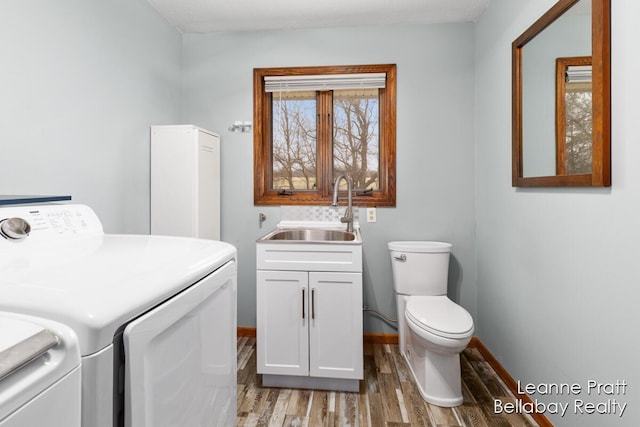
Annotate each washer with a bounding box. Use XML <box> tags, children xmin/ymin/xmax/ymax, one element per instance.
<box><xmin>0</xmin><ymin>204</ymin><xmax>237</xmax><ymax>427</ymax></box>
<box><xmin>0</xmin><ymin>312</ymin><xmax>81</xmax><ymax>427</ymax></box>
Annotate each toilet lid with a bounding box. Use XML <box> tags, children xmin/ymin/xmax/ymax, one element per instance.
<box><xmin>406</xmin><ymin>296</ymin><xmax>474</xmax><ymax>338</ymax></box>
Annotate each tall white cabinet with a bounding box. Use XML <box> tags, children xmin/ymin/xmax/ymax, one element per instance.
<box><xmin>150</xmin><ymin>125</ymin><xmax>220</xmax><ymax>240</ymax></box>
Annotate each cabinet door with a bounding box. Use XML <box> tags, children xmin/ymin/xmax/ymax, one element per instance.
<box><xmin>256</xmin><ymin>270</ymin><xmax>309</xmax><ymax>376</ymax></box>
<box><xmin>308</xmin><ymin>272</ymin><xmax>363</xmax><ymax>380</ymax></box>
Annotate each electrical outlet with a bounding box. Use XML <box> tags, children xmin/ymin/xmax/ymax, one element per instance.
<box><xmin>367</xmin><ymin>207</ymin><xmax>377</xmax><ymax>223</ymax></box>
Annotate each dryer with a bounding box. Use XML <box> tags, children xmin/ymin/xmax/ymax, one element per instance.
<box><xmin>0</xmin><ymin>204</ymin><xmax>237</xmax><ymax>427</ymax></box>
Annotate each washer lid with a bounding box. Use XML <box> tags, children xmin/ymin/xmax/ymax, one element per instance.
<box><xmin>0</xmin><ymin>313</ymin><xmax>81</xmax><ymax>422</ymax></box>
<box><xmin>0</xmin><ymin>318</ymin><xmax>58</xmax><ymax>381</ymax></box>
<box><xmin>406</xmin><ymin>296</ymin><xmax>474</xmax><ymax>337</ymax></box>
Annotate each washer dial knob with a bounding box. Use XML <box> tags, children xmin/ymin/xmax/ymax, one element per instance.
<box><xmin>0</xmin><ymin>217</ymin><xmax>32</xmax><ymax>241</ymax></box>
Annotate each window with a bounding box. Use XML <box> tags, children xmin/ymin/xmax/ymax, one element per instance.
<box><xmin>556</xmin><ymin>56</ymin><xmax>592</xmax><ymax>175</ymax></box>
<box><xmin>253</xmin><ymin>64</ymin><xmax>396</xmax><ymax>206</ymax></box>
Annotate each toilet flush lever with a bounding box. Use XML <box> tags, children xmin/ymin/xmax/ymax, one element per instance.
<box><xmin>394</xmin><ymin>254</ymin><xmax>407</xmax><ymax>262</ymax></box>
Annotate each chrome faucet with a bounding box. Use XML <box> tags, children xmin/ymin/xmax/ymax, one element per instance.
<box><xmin>332</xmin><ymin>174</ymin><xmax>354</xmax><ymax>232</ymax></box>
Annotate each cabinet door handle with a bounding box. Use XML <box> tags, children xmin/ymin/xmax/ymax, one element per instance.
<box><xmin>302</xmin><ymin>288</ymin><xmax>306</xmax><ymax>319</ymax></box>
<box><xmin>311</xmin><ymin>288</ymin><xmax>316</xmax><ymax>320</ymax></box>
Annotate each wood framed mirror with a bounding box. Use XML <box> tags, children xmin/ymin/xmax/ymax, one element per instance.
<box><xmin>512</xmin><ymin>0</ymin><xmax>610</xmax><ymax>187</ymax></box>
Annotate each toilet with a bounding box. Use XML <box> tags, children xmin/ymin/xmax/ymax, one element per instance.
<box><xmin>388</xmin><ymin>241</ymin><xmax>474</xmax><ymax>407</ymax></box>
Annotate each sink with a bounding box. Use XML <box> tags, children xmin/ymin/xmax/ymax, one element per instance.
<box><xmin>258</xmin><ymin>228</ymin><xmax>361</xmax><ymax>243</ymax></box>
<box><xmin>257</xmin><ymin>226</ymin><xmax>362</xmax><ymax>271</ymax></box>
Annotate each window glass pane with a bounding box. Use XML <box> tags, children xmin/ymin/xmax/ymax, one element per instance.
<box><xmin>271</xmin><ymin>91</ymin><xmax>317</xmax><ymax>190</ymax></box>
<box><xmin>565</xmin><ymin>81</ymin><xmax>592</xmax><ymax>174</ymax></box>
<box><xmin>332</xmin><ymin>89</ymin><xmax>379</xmax><ymax>191</ymax></box>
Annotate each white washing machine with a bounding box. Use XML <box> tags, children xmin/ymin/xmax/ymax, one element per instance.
<box><xmin>0</xmin><ymin>204</ymin><xmax>237</xmax><ymax>427</ymax></box>
<box><xmin>0</xmin><ymin>312</ymin><xmax>81</xmax><ymax>427</ymax></box>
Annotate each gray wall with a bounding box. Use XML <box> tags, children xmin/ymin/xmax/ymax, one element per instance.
<box><xmin>0</xmin><ymin>0</ymin><xmax>182</xmax><ymax>233</ymax></box>
<box><xmin>182</xmin><ymin>24</ymin><xmax>477</xmax><ymax>332</ymax></box>
<box><xmin>476</xmin><ymin>1</ymin><xmax>640</xmax><ymax>425</ymax></box>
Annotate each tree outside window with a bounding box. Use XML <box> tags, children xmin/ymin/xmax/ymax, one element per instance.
<box><xmin>556</xmin><ymin>56</ymin><xmax>592</xmax><ymax>175</ymax></box>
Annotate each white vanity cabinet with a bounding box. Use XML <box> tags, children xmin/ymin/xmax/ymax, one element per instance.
<box><xmin>256</xmin><ymin>240</ymin><xmax>363</xmax><ymax>392</ymax></box>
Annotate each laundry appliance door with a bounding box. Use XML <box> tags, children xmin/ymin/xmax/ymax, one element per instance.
<box><xmin>123</xmin><ymin>260</ymin><xmax>237</xmax><ymax>427</ymax></box>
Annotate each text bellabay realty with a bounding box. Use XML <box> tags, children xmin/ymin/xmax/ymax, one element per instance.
<box><xmin>494</xmin><ymin>380</ymin><xmax>628</xmax><ymax>418</ymax></box>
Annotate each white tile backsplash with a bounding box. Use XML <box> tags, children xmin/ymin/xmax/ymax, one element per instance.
<box><xmin>280</xmin><ymin>205</ymin><xmax>359</xmax><ymax>222</ymax></box>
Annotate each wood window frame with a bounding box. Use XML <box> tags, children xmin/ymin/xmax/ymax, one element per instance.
<box><xmin>253</xmin><ymin>64</ymin><xmax>396</xmax><ymax>206</ymax></box>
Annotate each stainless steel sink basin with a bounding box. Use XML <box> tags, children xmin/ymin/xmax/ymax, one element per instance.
<box><xmin>258</xmin><ymin>228</ymin><xmax>361</xmax><ymax>243</ymax></box>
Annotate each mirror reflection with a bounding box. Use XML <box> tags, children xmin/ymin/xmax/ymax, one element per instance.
<box><xmin>521</xmin><ymin>0</ymin><xmax>591</xmax><ymax>178</ymax></box>
<box><xmin>556</xmin><ymin>56</ymin><xmax>592</xmax><ymax>175</ymax></box>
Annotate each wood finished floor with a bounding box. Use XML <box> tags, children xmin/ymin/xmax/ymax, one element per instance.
<box><xmin>236</xmin><ymin>338</ymin><xmax>538</xmax><ymax>427</ymax></box>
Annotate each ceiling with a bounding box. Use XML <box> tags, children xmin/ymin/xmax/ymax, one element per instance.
<box><xmin>145</xmin><ymin>0</ymin><xmax>490</xmax><ymax>33</ymax></box>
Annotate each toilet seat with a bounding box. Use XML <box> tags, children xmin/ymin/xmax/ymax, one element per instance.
<box><xmin>405</xmin><ymin>296</ymin><xmax>474</xmax><ymax>339</ymax></box>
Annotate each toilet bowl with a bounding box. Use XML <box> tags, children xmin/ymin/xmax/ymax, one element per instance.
<box><xmin>388</xmin><ymin>241</ymin><xmax>474</xmax><ymax>407</ymax></box>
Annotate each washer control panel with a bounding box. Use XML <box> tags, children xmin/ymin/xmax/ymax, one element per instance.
<box><xmin>0</xmin><ymin>205</ymin><xmax>103</xmax><ymax>243</ymax></box>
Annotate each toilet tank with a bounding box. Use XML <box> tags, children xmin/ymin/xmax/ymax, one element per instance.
<box><xmin>388</xmin><ymin>241</ymin><xmax>452</xmax><ymax>296</ymax></box>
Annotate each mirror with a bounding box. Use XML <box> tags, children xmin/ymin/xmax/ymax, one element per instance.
<box><xmin>512</xmin><ymin>0</ymin><xmax>610</xmax><ymax>187</ymax></box>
